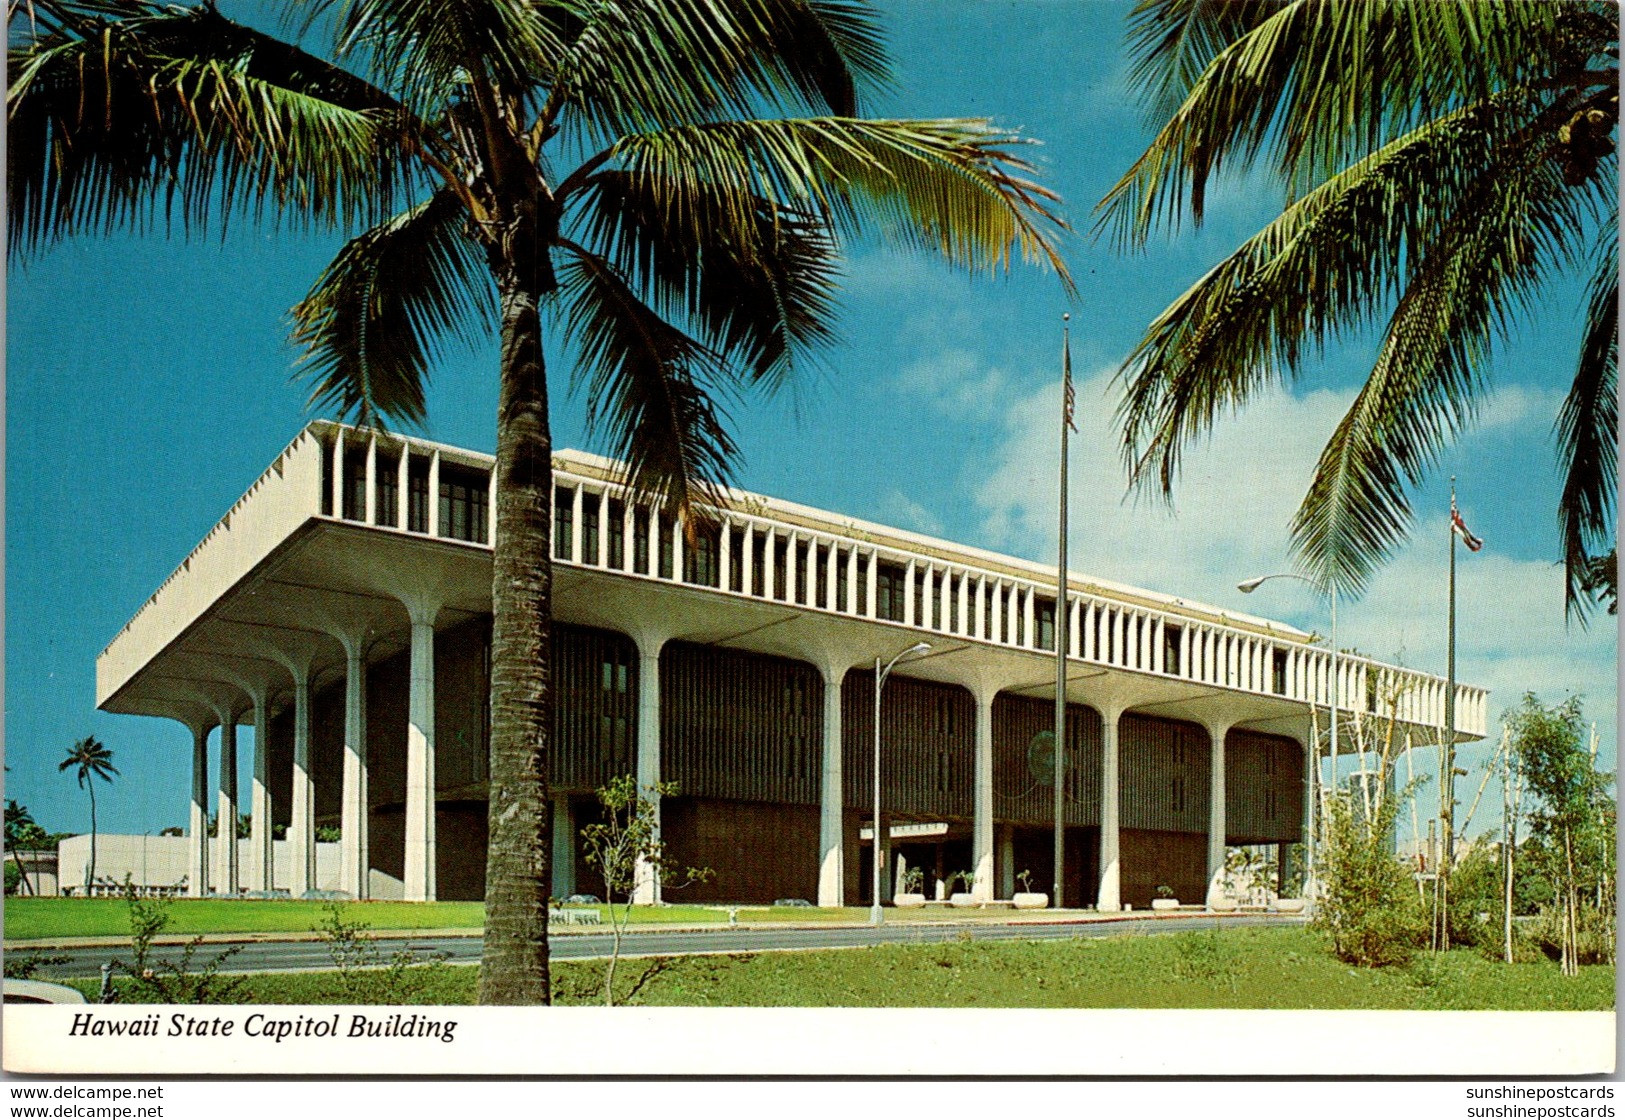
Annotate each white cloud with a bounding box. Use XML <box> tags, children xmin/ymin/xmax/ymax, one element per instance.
<box><xmin>965</xmin><ymin>363</ymin><xmax>1617</xmax><ymax>830</ymax></box>
<box><xmin>874</xmin><ymin>488</ymin><xmax>946</xmax><ymax>537</ymax></box>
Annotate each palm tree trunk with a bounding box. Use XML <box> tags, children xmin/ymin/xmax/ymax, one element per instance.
<box><xmin>88</xmin><ymin>782</ymin><xmax>98</xmax><ymax>890</ymax></box>
<box><xmin>478</xmin><ymin>255</ymin><xmax>556</xmax><ymax>1006</ymax></box>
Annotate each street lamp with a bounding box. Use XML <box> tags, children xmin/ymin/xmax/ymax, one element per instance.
<box><xmin>1239</xmin><ymin>572</ymin><xmax>1337</xmax><ymax>910</ymax></box>
<box><xmin>873</xmin><ymin>640</ymin><xmax>932</xmax><ymax>926</ymax></box>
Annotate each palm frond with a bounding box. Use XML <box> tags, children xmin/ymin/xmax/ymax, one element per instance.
<box><xmin>543</xmin><ymin>0</ymin><xmax>889</xmax><ymax>141</ymax></box>
<box><xmin>554</xmin><ymin>241</ymin><xmax>737</xmax><ymax>521</ymax></box>
<box><xmin>299</xmin><ymin>0</ymin><xmax>571</xmax><ymax>112</ymax></box>
<box><xmin>1115</xmin><ymin>92</ymin><xmax>1556</xmax><ymax>497</ymax></box>
<box><xmin>292</xmin><ymin>190</ymin><xmax>493</xmax><ymax>429</ymax></box>
<box><xmin>1099</xmin><ymin>0</ymin><xmax>1585</xmax><ymax>244</ymax></box>
<box><xmin>1125</xmin><ymin>0</ymin><xmax>1291</xmax><ymax>125</ymax></box>
<box><xmin>569</xmin><ymin>169</ymin><xmax>841</xmax><ymax>392</ymax></box>
<box><xmin>1557</xmin><ymin>230</ymin><xmax>1618</xmax><ymax>623</ymax></box>
<box><xmin>1289</xmin><ymin>147</ymin><xmax>1587</xmax><ymax>595</ymax></box>
<box><xmin>608</xmin><ymin>116</ymin><xmax>1073</xmax><ymax>291</ymax></box>
<box><xmin>7</xmin><ymin>0</ymin><xmax>413</xmax><ymax>256</ymax></box>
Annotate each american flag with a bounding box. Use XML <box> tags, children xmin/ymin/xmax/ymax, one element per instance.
<box><xmin>1063</xmin><ymin>330</ymin><xmax>1077</xmax><ymax>432</ymax></box>
<box><xmin>1450</xmin><ymin>497</ymin><xmax>1483</xmax><ymax>552</ymax></box>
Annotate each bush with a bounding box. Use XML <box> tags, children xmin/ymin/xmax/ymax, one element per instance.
<box><xmin>1315</xmin><ymin>784</ymin><xmax>1428</xmax><ymax>967</ymax></box>
<box><xmin>4</xmin><ymin>861</ymin><xmax>18</xmax><ymax>896</ymax></box>
<box><xmin>1445</xmin><ymin>840</ymin><xmax>1506</xmax><ymax>956</ymax></box>
<box><xmin>1525</xmin><ymin>904</ymin><xmax>1615</xmax><ymax>966</ymax></box>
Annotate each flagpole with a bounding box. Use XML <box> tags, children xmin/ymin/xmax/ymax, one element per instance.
<box><xmin>1442</xmin><ymin>476</ymin><xmax>1459</xmax><ymax>951</ymax></box>
<box><xmin>1053</xmin><ymin>314</ymin><xmax>1071</xmax><ymax>908</ymax></box>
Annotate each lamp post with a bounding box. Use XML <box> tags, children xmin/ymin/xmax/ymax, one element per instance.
<box><xmin>873</xmin><ymin>641</ymin><xmax>932</xmax><ymax>926</ymax></box>
<box><xmin>1238</xmin><ymin>572</ymin><xmax>1337</xmax><ymax>909</ymax></box>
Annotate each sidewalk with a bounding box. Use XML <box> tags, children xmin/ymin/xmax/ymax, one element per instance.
<box><xmin>3</xmin><ymin>905</ymin><xmax>1296</xmax><ymax>951</ymax></box>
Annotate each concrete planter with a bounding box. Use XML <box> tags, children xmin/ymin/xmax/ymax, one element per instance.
<box><xmin>949</xmin><ymin>892</ymin><xmax>978</xmax><ymax>908</ymax></box>
<box><xmin>1208</xmin><ymin>896</ymin><xmax>1239</xmax><ymax>913</ymax></box>
<box><xmin>894</xmin><ymin>892</ymin><xmax>926</xmax><ymax>909</ymax></box>
<box><xmin>1150</xmin><ymin>898</ymin><xmax>1181</xmax><ymax>911</ymax></box>
<box><xmin>1012</xmin><ymin>892</ymin><xmax>1048</xmax><ymax>910</ymax></box>
<box><xmin>1274</xmin><ymin>897</ymin><xmax>1306</xmax><ymax>914</ymax></box>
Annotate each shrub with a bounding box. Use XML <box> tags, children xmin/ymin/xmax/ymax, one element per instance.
<box><xmin>1314</xmin><ymin>783</ymin><xmax>1428</xmax><ymax>967</ymax></box>
<box><xmin>315</xmin><ymin>901</ymin><xmax>450</xmax><ymax>1003</ymax></box>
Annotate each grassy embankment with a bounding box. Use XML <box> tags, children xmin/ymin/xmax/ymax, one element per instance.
<box><xmin>3</xmin><ymin>898</ymin><xmax>863</xmax><ymax>940</ymax></box>
<box><xmin>65</xmin><ymin>927</ymin><xmax>1616</xmax><ymax>1010</ymax></box>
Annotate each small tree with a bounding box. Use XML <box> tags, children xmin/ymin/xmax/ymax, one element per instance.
<box><xmin>579</xmin><ymin>777</ymin><xmax>710</xmax><ymax>1007</ymax></box>
<box><xmin>1506</xmin><ymin>694</ymin><xmax>1615</xmax><ymax>975</ymax></box>
<box><xmin>1315</xmin><ymin>777</ymin><xmax>1428</xmax><ymax>967</ymax></box>
<box><xmin>5</xmin><ymin>801</ymin><xmax>49</xmax><ymax>897</ymax></box>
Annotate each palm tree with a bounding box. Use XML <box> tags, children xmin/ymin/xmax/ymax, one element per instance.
<box><xmin>59</xmin><ymin>737</ymin><xmax>119</xmax><ymax>888</ymax></box>
<box><xmin>1098</xmin><ymin>0</ymin><xmax>1617</xmax><ymax>615</ymax></box>
<box><xmin>10</xmin><ymin>0</ymin><xmax>1071</xmax><ymax>1001</ymax></box>
<box><xmin>5</xmin><ymin>800</ymin><xmax>46</xmax><ymax>896</ymax></box>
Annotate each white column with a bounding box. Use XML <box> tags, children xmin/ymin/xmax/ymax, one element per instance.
<box><xmin>902</xmin><ymin>560</ymin><xmax>916</xmax><ymax>627</ymax></box>
<box><xmin>403</xmin><ymin>599</ymin><xmax>440</xmax><ymax>902</ymax></box>
<box><xmin>487</xmin><ymin>458</ymin><xmax>498</xmax><ymax>544</ymax></box>
<box><xmin>673</xmin><ymin>513</ymin><xmax>685</xmax><ymax>580</ymax></box>
<box><xmin>569</xmin><ymin>484</ymin><xmax>583</xmax><ymax>564</ymax></box>
<box><xmin>633</xmin><ymin>635</ymin><xmax>665</xmax><ymax>904</ymax></box>
<box><xmin>818</xmin><ymin>663</ymin><xmax>845</xmax><ymax>907</ymax></box>
<box><xmin>364</xmin><ymin>435</ymin><xmax>377</xmax><ymax>524</ymax></box>
<box><xmin>1083</xmin><ymin>603</ymin><xmax>1096</xmax><ymax>660</ymax></box>
<box><xmin>973</xmin><ymin>578</ymin><xmax>986</xmax><ymax>639</ymax></box>
<box><xmin>1097</xmin><ymin>704</ymin><xmax>1123</xmax><ymax>911</ymax></box>
<box><xmin>1023</xmin><ymin>589</ymin><xmax>1035</xmax><ymax>649</ymax></box>
<box><xmin>719</xmin><ymin>519</ymin><xmax>733</xmax><ymax>591</ymax></box>
<box><xmin>188</xmin><ymin>722</ymin><xmax>211</xmax><ymax>898</ymax></box>
<box><xmin>1207</xmin><ymin>721</ymin><xmax>1230</xmax><ymax>907</ymax></box>
<box><xmin>865</xmin><ymin>552</ymin><xmax>878</xmax><ymax>618</ymax></box>
<box><xmin>846</xmin><ymin>547</ymin><xmax>859</xmax><ymax>613</ymax></box>
<box><xmin>741</xmin><ymin>525</ymin><xmax>755</xmax><ymax>595</ymax></box>
<box><xmin>786</xmin><ymin>532</ymin><xmax>799</xmax><ymax>602</ymax></box>
<box><xmin>339</xmin><ymin>635</ymin><xmax>370</xmax><ymax>899</ymax></box>
<box><xmin>646</xmin><ymin>505</ymin><xmax>659</xmax><ymax>577</ymax></box>
<box><xmin>329</xmin><ymin>428</ymin><xmax>344</xmax><ymax>518</ymax></box>
<box><xmin>1069</xmin><ymin>599</ymin><xmax>1082</xmax><ymax>658</ymax></box>
<box><xmin>826</xmin><ymin>542</ymin><xmax>839</xmax><ymax>610</ymax></box>
<box><xmin>621</xmin><ymin>499</ymin><xmax>635</xmax><ymax>574</ymax></box>
<box><xmin>955</xmin><ymin>573</ymin><xmax>968</xmax><ymax>635</ymax></box>
<box><xmin>596</xmin><ymin>489</ymin><xmax>609</xmax><ymax>567</ymax></box>
<box><xmin>248</xmin><ymin>685</ymin><xmax>272</xmax><ymax>893</ymax></box>
<box><xmin>216</xmin><ymin>711</ymin><xmax>240</xmax><ymax>895</ymax></box>
<box><xmin>762</xmin><ymin>527</ymin><xmax>775</xmax><ymax>599</ymax></box>
<box><xmin>551</xmin><ymin>796</ymin><xmax>576</xmax><ymax>899</ymax></box>
<box><xmin>396</xmin><ymin>446</ymin><xmax>410</xmax><ymax>530</ymax></box>
<box><xmin>1154</xmin><ymin>618</ymin><xmax>1166</xmax><ymax>674</ymax></box>
<box><xmin>289</xmin><ymin>666</ymin><xmax>315</xmax><ymax>899</ymax></box>
<box><xmin>426</xmin><ymin>449</ymin><xmax>441</xmax><ymax>538</ymax></box>
<box><xmin>972</xmin><ymin>687</ymin><xmax>995</xmax><ymax>902</ymax></box>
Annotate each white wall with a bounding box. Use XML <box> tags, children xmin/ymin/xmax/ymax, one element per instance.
<box><xmin>56</xmin><ymin>834</ymin><xmax>344</xmax><ymax>895</ymax></box>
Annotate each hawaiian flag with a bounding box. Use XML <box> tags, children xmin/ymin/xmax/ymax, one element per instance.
<box><xmin>1450</xmin><ymin>498</ymin><xmax>1483</xmax><ymax>552</ymax></box>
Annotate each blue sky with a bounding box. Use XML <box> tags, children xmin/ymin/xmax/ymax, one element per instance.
<box><xmin>6</xmin><ymin>0</ymin><xmax>1615</xmax><ymax>850</ymax></box>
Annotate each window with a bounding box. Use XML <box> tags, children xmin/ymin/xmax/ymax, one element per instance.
<box><xmin>687</xmin><ymin>527</ymin><xmax>719</xmax><ymax>587</ymax></box>
<box><xmin>836</xmin><ymin>549</ymin><xmax>850</xmax><ymax>611</ymax></box>
<box><xmin>1037</xmin><ymin>598</ymin><xmax>1056</xmax><ymax>651</ymax></box>
<box><xmin>343</xmin><ymin>451</ymin><xmax>366</xmax><ymax>521</ymax></box>
<box><xmin>658</xmin><ymin>514</ymin><xmax>674</xmax><ymax>578</ymax></box>
<box><xmin>634</xmin><ymin>509</ymin><xmax>650</xmax><ymax>573</ymax></box>
<box><xmin>376</xmin><ymin>455</ymin><xmax>399</xmax><ymax>526</ymax></box>
<box><xmin>1273</xmin><ymin>649</ymin><xmax>1288</xmax><ymax>695</ymax></box>
<box><xmin>876</xmin><ymin>562</ymin><xmax>905</xmax><ymax>621</ymax></box>
<box><xmin>553</xmin><ymin>486</ymin><xmax>573</xmax><ymax>559</ymax></box>
<box><xmin>1165</xmin><ymin>626</ymin><xmax>1184</xmax><ymax>675</ymax></box>
<box><xmin>608</xmin><ymin>500</ymin><xmax>625</xmax><ymax>569</ymax></box>
<box><xmin>582</xmin><ymin>497</ymin><xmax>599</xmax><ymax>565</ymax></box>
<box><xmin>439</xmin><ymin>466</ymin><xmax>488</xmax><ymax>543</ymax></box>
<box><xmin>409</xmin><ymin>463</ymin><xmax>430</xmax><ymax>533</ymax></box>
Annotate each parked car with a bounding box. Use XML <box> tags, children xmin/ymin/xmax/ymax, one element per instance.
<box><xmin>4</xmin><ymin>979</ymin><xmax>86</xmax><ymax>1004</ymax></box>
<box><xmin>563</xmin><ymin>894</ymin><xmax>600</xmax><ymax>905</ymax></box>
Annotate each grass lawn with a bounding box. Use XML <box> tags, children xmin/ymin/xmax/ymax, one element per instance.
<box><xmin>4</xmin><ymin>898</ymin><xmax>866</xmax><ymax>941</ymax></box>
<box><xmin>66</xmin><ymin>927</ymin><xmax>1616</xmax><ymax>1010</ymax></box>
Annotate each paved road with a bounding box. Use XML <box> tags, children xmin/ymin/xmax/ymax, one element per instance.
<box><xmin>19</xmin><ymin>914</ymin><xmax>1299</xmax><ymax>979</ymax></box>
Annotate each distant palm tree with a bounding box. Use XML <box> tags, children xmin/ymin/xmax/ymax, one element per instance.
<box><xmin>5</xmin><ymin>800</ymin><xmax>45</xmax><ymax>896</ymax></box>
<box><xmin>10</xmin><ymin>0</ymin><xmax>1071</xmax><ymax>1000</ymax></box>
<box><xmin>59</xmin><ymin>737</ymin><xmax>118</xmax><ymax>888</ymax></box>
<box><xmin>1099</xmin><ymin>0</ymin><xmax>1617</xmax><ymax>615</ymax></box>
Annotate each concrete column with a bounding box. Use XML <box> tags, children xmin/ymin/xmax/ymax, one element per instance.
<box><xmin>1207</xmin><ymin>720</ymin><xmax>1231</xmax><ymax>907</ymax></box>
<box><xmin>845</xmin><ymin>547</ymin><xmax>858</xmax><ymax>614</ymax></box>
<box><xmin>364</xmin><ymin>435</ymin><xmax>377</xmax><ymax>524</ymax></box>
<box><xmin>903</xmin><ymin>560</ymin><xmax>916</xmax><ymax>626</ymax></box>
<box><xmin>997</xmin><ymin>826</ymin><xmax>1015</xmax><ymax>899</ymax></box>
<box><xmin>248</xmin><ymin>685</ymin><xmax>273</xmax><ymax>893</ymax></box>
<box><xmin>633</xmin><ymin>635</ymin><xmax>665</xmax><ymax>904</ymax></box>
<box><xmin>646</xmin><ymin>505</ymin><xmax>659</xmax><ymax>577</ymax></box>
<box><xmin>955</xmin><ymin>572</ymin><xmax>968</xmax><ymax>635</ymax></box>
<box><xmin>397</xmin><ymin>446</ymin><xmax>410</xmax><ymax>529</ymax></box>
<box><xmin>216</xmin><ymin>711</ymin><xmax>240</xmax><ymax>895</ymax></box>
<box><xmin>569</xmin><ymin>484</ymin><xmax>583</xmax><ymax>564</ymax></box>
<box><xmin>621</xmin><ymin>499</ymin><xmax>635</xmax><ymax>574</ymax></box>
<box><xmin>865</xmin><ymin>551</ymin><xmax>878</xmax><ymax>618</ymax></box>
<box><xmin>338</xmin><ymin>635</ymin><xmax>370</xmax><ymax>899</ymax></box>
<box><xmin>741</xmin><ymin>525</ymin><xmax>755</xmax><ymax>595</ymax></box>
<box><xmin>719</xmin><ymin>518</ymin><xmax>732</xmax><ymax>591</ymax></box>
<box><xmin>188</xmin><ymin>722</ymin><xmax>211</xmax><ymax>898</ymax></box>
<box><xmin>551</xmin><ymin>796</ymin><xmax>575</xmax><ymax>899</ymax></box>
<box><xmin>1023</xmin><ymin>588</ymin><xmax>1035</xmax><ymax>650</ymax></box>
<box><xmin>672</xmin><ymin>513</ymin><xmax>685</xmax><ymax>580</ymax></box>
<box><xmin>1154</xmin><ymin>618</ymin><xmax>1166</xmax><ymax>674</ymax></box>
<box><xmin>329</xmin><ymin>427</ymin><xmax>344</xmax><ymax>518</ymax></box>
<box><xmin>427</xmin><ymin>450</ymin><xmax>441</xmax><ymax>537</ymax></box>
<box><xmin>972</xmin><ymin>687</ymin><xmax>995</xmax><ymax>902</ymax></box>
<box><xmin>1097</xmin><ymin>704</ymin><xmax>1124</xmax><ymax>911</ymax></box>
<box><xmin>289</xmin><ymin>666</ymin><xmax>315</xmax><ymax>899</ymax></box>
<box><xmin>817</xmin><ymin>663</ymin><xmax>846</xmax><ymax>907</ymax></box>
<box><xmin>596</xmin><ymin>489</ymin><xmax>610</xmax><ymax>567</ymax></box>
<box><xmin>786</xmin><ymin>531</ymin><xmax>799</xmax><ymax>602</ymax></box>
<box><xmin>1069</xmin><ymin>599</ymin><xmax>1081</xmax><ymax>658</ymax></box>
<box><xmin>1082</xmin><ymin>602</ymin><xmax>1095</xmax><ymax>660</ymax></box>
<box><xmin>826</xmin><ymin>541</ymin><xmax>839</xmax><ymax>610</ymax></box>
<box><xmin>762</xmin><ymin>527</ymin><xmax>775</xmax><ymax>599</ymax></box>
<box><xmin>403</xmin><ymin>598</ymin><xmax>440</xmax><ymax>902</ymax></box>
